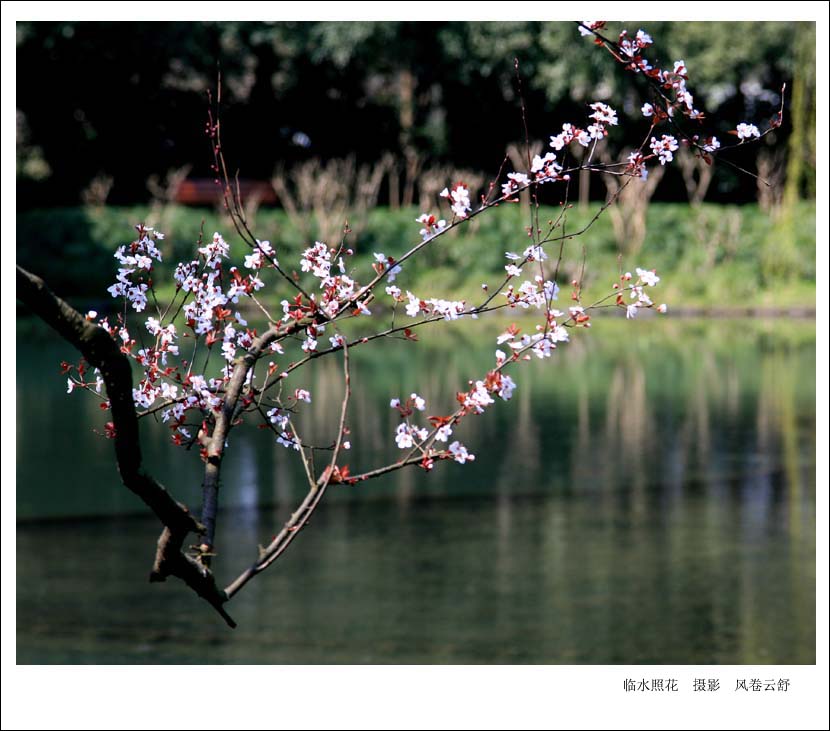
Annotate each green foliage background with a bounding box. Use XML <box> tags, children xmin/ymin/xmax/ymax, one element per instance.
<box><xmin>17</xmin><ymin>201</ymin><xmax>816</xmax><ymax>310</ymax></box>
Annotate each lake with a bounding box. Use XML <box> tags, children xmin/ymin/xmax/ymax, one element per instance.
<box><xmin>15</xmin><ymin>316</ymin><xmax>816</xmax><ymax>663</ymax></box>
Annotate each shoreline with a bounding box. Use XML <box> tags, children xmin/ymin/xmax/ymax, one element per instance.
<box><xmin>15</xmin><ymin>302</ymin><xmax>819</xmax><ymax>324</ymax></box>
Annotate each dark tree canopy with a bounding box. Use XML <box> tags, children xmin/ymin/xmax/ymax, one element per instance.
<box><xmin>16</xmin><ymin>20</ymin><xmax>813</xmax><ymax>208</ymax></box>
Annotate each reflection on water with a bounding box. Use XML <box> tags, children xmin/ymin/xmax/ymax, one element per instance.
<box><xmin>16</xmin><ymin>318</ymin><xmax>816</xmax><ymax>663</ymax></box>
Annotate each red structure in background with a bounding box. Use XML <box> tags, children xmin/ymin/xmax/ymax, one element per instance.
<box><xmin>175</xmin><ymin>178</ymin><xmax>277</xmax><ymax>206</ymax></box>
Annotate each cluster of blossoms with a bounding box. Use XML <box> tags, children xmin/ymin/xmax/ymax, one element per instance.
<box><xmin>264</xmin><ymin>389</ymin><xmax>312</xmax><ymax>451</ymax></box>
<box><xmin>373</xmin><ymin>252</ymin><xmax>402</xmax><ymax>282</ymax></box>
<box><xmin>106</xmin><ymin>225</ymin><xmax>164</xmax><ymax>312</ymax></box>
<box><xmin>267</xmin><ymin>406</ymin><xmax>298</xmax><ymax>450</ymax></box>
<box><xmin>625</xmin><ymin>151</ymin><xmax>649</xmax><ymax>179</ymax></box>
<box><xmin>325</xmin><ymin>270</ymin><xmax>367</xmax><ymax>318</ymax></box>
<box><xmin>291</xmin><ymin>241</ymin><xmax>372</xmax><ymax>322</ymax></box>
<box><xmin>502</xmin><ymin>245</ymin><xmax>562</xmax><ymax>311</ymax></box>
<box><xmin>300</xmin><ymin>241</ymin><xmax>333</xmax><ymax>279</ymax></box>
<box><xmin>503</xmin><ymin>276</ymin><xmax>560</xmax><ymax>311</ymax></box>
<box><xmin>440</xmin><ymin>182</ymin><xmax>471</xmax><ymax>219</ymax></box>
<box><xmin>170</xmin><ymin>232</ymin><xmax>265</xmax><ymax>338</ymax></box>
<box><xmin>497</xmin><ymin>318</ymin><xmax>570</xmax><ymax>360</ymax></box>
<box><xmin>619</xmin><ymin>28</ymin><xmax>653</xmax><ymax>62</ymax></box>
<box><xmin>243</xmin><ymin>239</ymin><xmax>276</xmax><ymax>270</ymax></box>
<box><xmin>92</xmin><ymin>224</ymin><xmax>317</xmax><ymax>451</ymax></box>
<box><xmin>530</xmin><ymin>152</ymin><xmax>564</xmax><ymax>182</ymax></box>
<box><xmin>658</xmin><ymin>60</ymin><xmax>704</xmax><ymax>120</ymax></box>
<box><xmin>578</xmin><ymin>20</ymin><xmax>606</xmax><ymax>37</ymax></box>
<box><xmin>447</xmin><ymin>441</ymin><xmax>474</xmax><ymax>464</ymax></box>
<box><xmin>105</xmin><ymin>229</ymin><xmax>235</xmax><ymax>439</ymax></box>
<box><xmin>649</xmin><ymin>134</ymin><xmax>680</xmax><ymax>165</ymax></box>
<box><xmin>580</xmin><ymin>24</ymin><xmax>770</xmax><ymax>161</ymax></box>
<box><xmin>550</xmin><ymin>101</ymin><xmax>619</xmax><ymax>153</ymax></box>
<box><xmin>505</xmin><ymin>242</ymin><xmax>548</xmax><ymax>268</ymax></box>
<box><xmin>389</xmin><ymin>393</ymin><xmax>473</xmax><ymax>467</ymax></box>
<box><xmin>460</xmin><ymin>379</ymin><xmax>496</xmax><ymax>415</ymax></box>
<box><xmin>613</xmin><ymin>268</ymin><xmax>667</xmax><ymax>319</ymax></box>
<box><xmin>300</xmin><ymin>323</ymin><xmax>324</xmax><ymax>353</ymax></box>
<box><xmin>735</xmin><ymin>122</ymin><xmax>761</xmax><ymax>141</ymax></box>
<box><xmin>394</xmin><ymin>421</ymin><xmax>428</xmax><ymax>449</ymax></box>
<box><xmin>416</xmin><ymin>213</ymin><xmax>447</xmax><ymax>240</ymax></box>
<box><xmin>588</xmin><ymin>101</ymin><xmax>619</xmax><ymax>136</ymax></box>
<box><xmin>198</xmin><ymin>230</ymin><xmax>231</xmax><ymax>268</ymax></box>
<box><xmin>550</xmin><ymin>122</ymin><xmax>590</xmax><ymax>150</ymax></box>
<box><xmin>501</xmin><ymin>172</ymin><xmax>530</xmax><ymax>198</ymax></box>
<box><xmin>384</xmin><ymin>287</ymin><xmax>468</xmax><ymax>322</ymax></box>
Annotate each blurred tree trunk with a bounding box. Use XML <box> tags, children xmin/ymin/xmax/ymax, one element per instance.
<box><xmin>676</xmin><ymin>148</ymin><xmax>714</xmax><ymax>207</ymax></box>
<box><xmin>763</xmin><ymin>22</ymin><xmax>815</xmax><ymax>281</ymax></box>
<box><xmin>398</xmin><ymin>69</ymin><xmax>420</xmax><ymax>208</ymax></box>
<box><xmin>783</xmin><ymin>22</ymin><xmax>816</xmax><ymax>206</ymax></box>
<box><xmin>578</xmin><ymin>166</ymin><xmax>590</xmax><ymax>210</ymax></box>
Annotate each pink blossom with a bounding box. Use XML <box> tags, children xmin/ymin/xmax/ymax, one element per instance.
<box><xmin>395</xmin><ymin>423</ymin><xmax>414</xmax><ymax>449</ymax></box>
<box><xmin>448</xmin><ymin>441</ymin><xmax>475</xmax><ymax>464</ymax></box>
<box><xmin>736</xmin><ymin>122</ymin><xmax>760</xmax><ymax>141</ymax></box>
<box><xmin>416</xmin><ymin>213</ymin><xmax>446</xmax><ymax>240</ymax></box>
<box><xmin>589</xmin><ymin>101</ymin><xmax>618</xmax><ymax>126</ymax></box>
<box><xmin>530</xmin><ymin>152</ymin><xmax>562</xmax><ymax>181</ymax></box>
<box><xmin>649</xmin><ymin>135</ymin><xmax>679</xmax><ymax>165</ymax></box>
<box><xmin>636</xmin><ymin>267</ymin><xmax>660</xmax><ymax>286</ymax></box>
<box><xmin>501</xmin><ymin>171</ymin><xmax>530</xmax><ymax>198</ymax></box>
<box><xmin>405</xmin><ymin>292</ymin><xmax>422</xmax><ymax>317</ymax></box>
<box><xmin>440</xmin><ymin>183</ymin><xmax>472</xmax><ymax>219</ymax></box>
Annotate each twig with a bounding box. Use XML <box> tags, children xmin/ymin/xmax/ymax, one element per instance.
<box><xmin>224</xmin><ymin>337</ymin><xmax>351</xmax><ymax>599</ymax></box>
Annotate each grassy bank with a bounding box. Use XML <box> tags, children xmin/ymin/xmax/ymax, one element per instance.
<box><xmin>17</xmin><ymin>201</ymin><xmax>816</xmax><ymax>311</ymax></box>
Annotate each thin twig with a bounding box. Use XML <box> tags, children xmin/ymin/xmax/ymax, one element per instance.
<box><xmin>224</xmin><ymin>338</ymin><xmax>352</xmax><ymax>599</ymax></box>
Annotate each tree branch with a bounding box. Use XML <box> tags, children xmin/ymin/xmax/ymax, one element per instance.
<box><xmin>16</xmin><ymin>265</ymin><xmax>235</xmax><ymax>628</ymax></box>
<box><xmin>199</xmin><ymin>326</ymin><xmax>279</xmax><ymax>561</ymax></box>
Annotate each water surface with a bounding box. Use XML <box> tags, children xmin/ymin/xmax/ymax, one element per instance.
<box><xmin>16</xmin><ymin>317</ymin><xmax>816</xmax><ymax>663</ymax></box>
